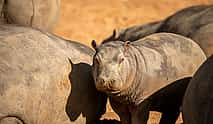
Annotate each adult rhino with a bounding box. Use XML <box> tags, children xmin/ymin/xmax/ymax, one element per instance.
<box><xmin>0</xmin><ymin>24</ymin><xmax>107</xmax><ymax>124</ymax></box>
<box><xmin>158</xmin><ymin>4</ymin><xmax>213</xmax><ymax>57</ymax></box>
<box><xmin>102</xmin><ymin>21</ymin><xmax>163</xmax><ymax>43</ymax></box>
<box><xmin>103</xmin><ymin>5</ymin><xmax>213</xmax><ymax>57</ymax></box>
<box><xmin>182</xmin><ymin>55</ymin><xmax>213</xmax><ymax>124</ymax></box>
<box><xmin>92</xmin><ymin>33</ymin><xmax>206</xmax><ymax>124</ymax></box>
<box><xmin>0</xmin><ymin>0</ymin><xmax>60</xmax><ymax>31</ymax></box>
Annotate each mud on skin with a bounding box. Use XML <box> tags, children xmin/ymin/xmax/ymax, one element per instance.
<box><xmin>0</xmin><ymin>25</ymin><xmax>107</xmax><ymax>124</ymax></box>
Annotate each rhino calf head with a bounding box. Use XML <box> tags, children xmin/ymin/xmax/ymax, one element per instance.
<box><xmin>91</xmin><ymin>40</ymin><xmax>136</xmax><ymax>95</ymax></box>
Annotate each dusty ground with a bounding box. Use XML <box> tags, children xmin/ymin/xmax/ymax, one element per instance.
<box><xmin>54</xmin><ymin>0</ymin><xmax>213</xmax><ymax>123</ymax></box>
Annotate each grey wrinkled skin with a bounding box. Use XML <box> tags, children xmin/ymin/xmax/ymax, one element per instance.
<box><xmin>0</xmin><ymin>24</ymin><xmax>107</xmax><ymax>124</ymax></box>
<box><xmin>103</xmin><ymin>5</ymin><xmax>213</xmax><ymax>57</ymax></box>
<box><xmin>92</xmin><ymin>33</ymin><xmax>206</xmax><ymax>124</ymax></box>
<box><xmin>182</xmin><ymin>55</ymin><xmax>213</xmax><ymax>124</ymax></box>
<box><xmin>157</xmin><ymin>5</ymin><xmax>213</xmax><ymax>57</ymax></box>
<box><xmin>100</xmin><ymin>5</ymin><xmax>213</xmax><ymax>124</ymax></box>
<box><xmin>0</xmin><ymin>0</ymin><xmax>60</xmax><ymax>31</ymax></box>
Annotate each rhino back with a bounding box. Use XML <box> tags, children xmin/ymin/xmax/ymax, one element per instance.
<box><xmin>189</xmin><ymin>23</ymin><xmax>213</xmax><ymax>57</ymax></box>
<box><xmin>102</xmin><ymin>5</ymin><xmax>213</xmax><ymax>58</ymax></box>
<box><xmin>42</xmin><ymin>31</ymin><xmax>95</xmax><ymax>64</ymax></box>
<box><xmin>157</xmin><ymin>5</ymin><xmax>213</xmax><ymax>36</ymax></box>
<box><xmin>132</xmin><ymin>33</ymin><xmax>206</xmax><ymax>100</ymax></box>
<box><xmin>0</xmin><ymin>25</ymin><xmax>106</xmax><ymax>124</ymax></box>
<box><xmin>0</xmin><ymin>25</ymin><xmax>71</xmax><ymax>124</ymax></box>
<box><xmin>157</xmin><ymin>5</ymin><xmax>213</xmax><ymax>57</ymax></box>
<box><xmin>102</xmin><ymin>21</ymin><xmax>163</xmax><ymax>43</ymax></box>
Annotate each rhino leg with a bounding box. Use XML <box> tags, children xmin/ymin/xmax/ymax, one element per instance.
<box><xmin>148</xmin><ymin>78</ymin><xmax>191</xmax><ymax>124</ymax></box>
<box><xmin>109</xmin><ymin>98</ymin><xmax>131</xmax><ymax>124</ymax></box>
<box><xmin>131</xmin><ymin>100</ymin><xmax>150</xmax><ymax>124</ymax></box>
<box><xmin>110</xmin><ymin>97</ymin><xmax>150</xmax><ymax>124</ymax></box>
<box><xmin>159</xmin><ymin>109</ymin><xmax>180</xmax><ymax>124</ymax></box>
<box><xmin>0</xmin><ymin>116</ymin><xmax>24</xmax><ymax>124</ymax></box>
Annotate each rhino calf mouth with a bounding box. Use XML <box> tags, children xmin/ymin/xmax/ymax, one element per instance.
<box><xmin>95</xmin><ymin>79</ymin><xmax>121</xmax><ymax>94</ymax></box>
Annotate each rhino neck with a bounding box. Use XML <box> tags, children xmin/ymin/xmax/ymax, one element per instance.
<box><xmin>111</xmin><ymin>45</ymin><xmax>146</xmax><ymax>106</ymax></box>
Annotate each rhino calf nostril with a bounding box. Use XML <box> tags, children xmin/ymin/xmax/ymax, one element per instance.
<box><xmin>97</xmin><ymin>78</ymin><xmax>105</xmax><ymax>85</ymax></box>
<box><xmin>110</xmin><ymin>79</ymin><xmax>116</xmax><ymax>84</ymax></box>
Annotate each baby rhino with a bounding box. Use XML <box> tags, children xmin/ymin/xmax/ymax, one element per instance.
<box><xmin>92</xmin><ymin>33</ymin><xmax>206</xmax><ymax>124</ymax></box>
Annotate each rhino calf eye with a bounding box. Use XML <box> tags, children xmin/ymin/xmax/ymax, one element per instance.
<box><xmin>119</xmin><ymin>58</ymin><xmax>124</xmax><ymax>64</ymax></box>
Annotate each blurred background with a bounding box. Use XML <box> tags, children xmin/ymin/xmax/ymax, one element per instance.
<box><xmin>54</xmin><ymin>0</ymin><xmax>213</xmax><ymax>46</ymax></box>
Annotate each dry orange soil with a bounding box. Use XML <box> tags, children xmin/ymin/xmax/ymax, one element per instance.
<box><xmin>54</xmin><ymin>0</ymin><xmax>213</xmax><ymax>123</ymax></box>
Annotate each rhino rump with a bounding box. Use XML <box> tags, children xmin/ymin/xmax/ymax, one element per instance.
<box><xmin>0</xmin><ymin>25</ymin><xmax>107</xmax><ymax>124</ymax></box>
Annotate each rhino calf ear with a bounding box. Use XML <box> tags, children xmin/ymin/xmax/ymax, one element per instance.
<box><xmin>92</xmin><ymin>40</ymin><xmax>98</xmax><ymax>51</ymax></box>
<box><xmin>112</xmin><ymin>29</ymin><xmax>116</xmax><ymax>38</ymax></box>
